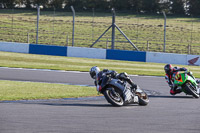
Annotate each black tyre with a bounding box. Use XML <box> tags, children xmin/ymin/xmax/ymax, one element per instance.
<box><xmin>185</xmin><ymin>82</ymin><xmax>199</xmax><ymax>98</ymax></box>
<box><xmin>136</xmin><ymin>92</ymin><xmax>149</xmax><ymax>106</ymax></box>
<box><xmin>103</xmin><ymin>88</ymin><xmax>124</xmax><ymax>107</ymax></box>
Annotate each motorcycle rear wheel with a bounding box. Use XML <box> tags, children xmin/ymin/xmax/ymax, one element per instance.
<box><xmin>103</xmin><ymin>89</ymin><xmax>124</xmax><ymax>107</ymax></box>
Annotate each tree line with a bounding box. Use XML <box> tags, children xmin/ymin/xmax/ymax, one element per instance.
<box><xmin>1</xmin><ymin>0</ymin><xmax>200</xmax><ymax>16</ymax></box>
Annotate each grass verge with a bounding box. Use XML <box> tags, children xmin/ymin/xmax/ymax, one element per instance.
<box><xmin>0</xmin><ymin>51</ymin><xmax>199</xmax><ymax>101</ymax></box>
<box><xmin>0</xmin><ymin>51</ymin><xmax>199</xmax><ymax>78</ymax></box>
<box><xmin>0</xmin><ymin>80</ymin><xmax>98</xmax><ymax>101</ymax></box>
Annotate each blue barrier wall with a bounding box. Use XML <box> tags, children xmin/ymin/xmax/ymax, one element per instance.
<box><xmin>29</xmin><ymin>44</ymin><xmax>67</xmax><ymax>56</ymax></box>
<box><xmin>1</xmin><ymin>42</ymin><xmax>199</xmax><ymax>66</ymax></box>
<box><xmin>106</xmin><ymin>49</ymin><xmax>146</xmax><ymax>62</ymax></box>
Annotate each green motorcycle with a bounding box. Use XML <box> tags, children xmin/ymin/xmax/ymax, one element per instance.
<box><xmin>173</xmin><ymin>72</ymin><xmax>200</xmax><ymax>98</ymax></box>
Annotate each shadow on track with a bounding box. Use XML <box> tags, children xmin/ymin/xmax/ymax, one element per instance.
<box><xmin>21</xmin><ymin>101</ymin><xmax>140</xmax><ymax>107</ymax></box>
<box><xmin>149</xmin><ymin>95</ymin><xmax>194</xmax><ymax>99</ymax></box>
<box><xmin>36</xmin><ymin>103</ymin><xmax>112</xmax><ymax>107</ymax></box>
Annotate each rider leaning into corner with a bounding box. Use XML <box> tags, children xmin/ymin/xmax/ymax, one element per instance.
<box><xmin>164</xmin><ymin>64</ymin><xmax>200</xmax><ymax>95</ymax></box>
<box><xmin>89</xmin><ymin>66</ymin><xmax>138</xmax><ymax>92</ymax></box>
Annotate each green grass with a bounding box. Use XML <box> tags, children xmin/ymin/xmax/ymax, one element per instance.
<box><xmin>0</xmin><ymin>80</ymin><xmax>98</xmax><ymax>101</ymax></box>
<box><xmin>0</xmin><ymin>51</ymin><xmax>199</xmax><ymax>78</ymax></box>
<box><xmin>0</xmin><ymin>9</ymin><xmax>200</xmax><ymax>54</ymax></box>
<box><xmin>0</xmin><ymin>51</ymin><xmax>200</xmax><ymax>101</ymax></box>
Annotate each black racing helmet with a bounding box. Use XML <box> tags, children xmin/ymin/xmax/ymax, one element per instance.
<box><xmin>164</xmin><ymin>64</ymin><xmax>173</xmax><ymax>75</ymax></box>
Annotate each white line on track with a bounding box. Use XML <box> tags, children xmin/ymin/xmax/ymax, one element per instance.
<box><xmin>0</xmin><ymin>67</ymin><xmax>164</xmax><ymax>78</ymax></box>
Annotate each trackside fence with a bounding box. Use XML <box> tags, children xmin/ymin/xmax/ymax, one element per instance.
<box><xmin>0</xmin><ymin>9</ymin><xmax>200</xmax><ymax>55</ymax></box>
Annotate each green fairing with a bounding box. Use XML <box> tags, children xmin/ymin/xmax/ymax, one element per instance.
<box><xmin>174</xmin><ymin>73</ymin><xmax>197</xmax><ymax>93</ymax></box>
<box><xmin>173</xmin><ymin>73</ymin><xmax>187</xmax><ymax>86</ymax></box>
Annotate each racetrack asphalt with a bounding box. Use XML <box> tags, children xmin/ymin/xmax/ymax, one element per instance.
<box><xmin>0</xmin><ymin>67</ymin><xmax>200</xmax><ymax>133</ymax></box>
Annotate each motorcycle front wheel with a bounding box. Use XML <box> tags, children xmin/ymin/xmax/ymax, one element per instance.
<box><xmin>185</xmin><ymin>82</ymin><xmax>199</xmax><ymax>98</ymax></box>
<box><xmin>103</xmin><ymin>88</ymin><xmax>124</xmax><ymax>107</ymax></box>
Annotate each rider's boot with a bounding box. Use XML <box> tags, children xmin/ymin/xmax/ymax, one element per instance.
<box><xmin>170</xmin><ymin>89</ymin><xmax>181</xmax><ymax>95</ymax></box>
<box><xmin>170</xmin><ymin>86</ymin><xmax>181</xmax><ymax>95</ymax></box>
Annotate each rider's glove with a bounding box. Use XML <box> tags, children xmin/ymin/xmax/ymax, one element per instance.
<box><xmin>185</xmin><ymin>71</ymin><xmax>189</xmax><ymax>75</ymax></box>
<box><xmin>110</xmin><ymin>71</ymin><xmax>117</xmax><ymax>78</ymax></box>
<box><xmin>189</xmin><ymin>71</ymin><xmax>193</xmax><ymax>75</ymax></box>
<box><xmin>185</xmin><ymin>71</ymin><xmax>192</xmax><ymax>75</ymax></box>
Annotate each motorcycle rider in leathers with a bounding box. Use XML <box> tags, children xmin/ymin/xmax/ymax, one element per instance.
<box><xmin>164</xmin><ymin>64</ymin><xmax>200</xmax><ymax>95</ymax></box>
<box><xmin>89</xmin><ymin>66</ymin><xmax>138</xmax><ymax>92</ymax></box>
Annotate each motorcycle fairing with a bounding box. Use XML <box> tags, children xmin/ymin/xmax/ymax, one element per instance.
<box><xmin>174</xmin><ymin>73</ymin><xmax>197</xmax><ymax>86</ymax></box>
